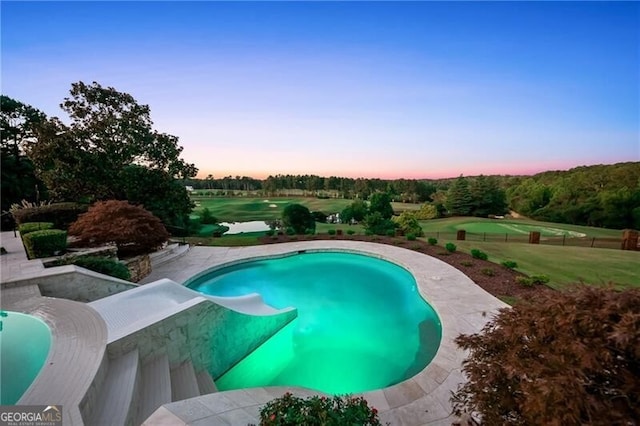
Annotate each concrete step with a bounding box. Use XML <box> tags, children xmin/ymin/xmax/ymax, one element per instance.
<box><xmin>89</xmin><ymin>349</ymin><xmax>140</xmax><ymax>426</ymax></box>
<box><xmin>170</xmin><ymin>360</ymin><xmax>200</xmax><ymax>402</ymax></box>
<box><xmin>136</xmin><ymin>354</ymin><xmax>172</xmax><ymax>425</ymax></box>
<box><xmin>195</xmin><ymin>370</ymin><xmax>218</xmax><ymax>395</ymax></box>
<box><xmin>149</xmin><ymin>243</ymin><xmax>190</xmax><ymax>268</ymax></box>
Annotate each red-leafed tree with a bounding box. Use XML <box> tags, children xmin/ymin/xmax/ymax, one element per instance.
<box><xmin>69</xmin><ymin>200</ymin><xmax>169</xmax><ymax>256</ymax></box>
<box><xmin>452</xmin><ymin>286</ymin><xmax>640</xmax><ymax>425</ymax></box>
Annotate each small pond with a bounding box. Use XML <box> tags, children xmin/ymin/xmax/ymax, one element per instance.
<box><xmin>219</xmin><ymin>221</ymin><xmax>271</xmax><ymax>234</ymax></box>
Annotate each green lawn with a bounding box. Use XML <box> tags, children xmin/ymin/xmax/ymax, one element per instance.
<box><xmin>185</xmin><ymin>231</ymin><xmax>265</xmax><ymax>247</ymax></box>
<box><xmin>191</xmin><ymin>196</ymin><xmax>352</xmax><ymax>222</ymax></box>
<box><xmin>448</xmin><ymin>240</ymin><xmax>640</xmax><ymax>290</ymax></box>
<box><xmin>419</xmin><ymin>217</ymin><xmax>622</xmax><ymax>238</ymax></box>
<box><xmin>190</xmin><ymin>196</ymin><xmax>421</xmax><ymax>222</ymax></box>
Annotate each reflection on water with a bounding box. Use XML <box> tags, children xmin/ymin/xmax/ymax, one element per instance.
<box><xmin>219</xmin><ymin>221</ymin><xmax>271</xmax><ymax>234</ymax></box>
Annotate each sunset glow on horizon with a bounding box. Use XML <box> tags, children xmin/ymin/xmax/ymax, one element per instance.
<box><xmin>2</xmin><ymin>2</ymin><xmax>638</xmax><ymax>181</ymax></box>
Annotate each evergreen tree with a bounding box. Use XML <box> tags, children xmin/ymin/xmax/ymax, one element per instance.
<box><xmin>446</xmin><ymin>176</ymin><xmax>474</xmax><ymax>216</ymax></box>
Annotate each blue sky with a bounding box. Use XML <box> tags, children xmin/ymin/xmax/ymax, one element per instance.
<box><xmin>2</xmin><ymin>1</ymin><xmax>638</xmax><ymax>179</ymax></box>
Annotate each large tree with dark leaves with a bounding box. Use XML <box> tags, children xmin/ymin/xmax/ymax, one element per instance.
<box><xmin>0</xmin><ymin>95</ymin><xmax>48</xmax><ymax>229</ymax></box>
<box><xmin>26</xmin><ymin>81</ymin><xmax>198</xmax><ymax>226</ymax></box>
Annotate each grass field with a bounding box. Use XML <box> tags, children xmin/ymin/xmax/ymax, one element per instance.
<box><xmin>419</xmin><ymin>217</ymin><xmax>622</xmax><ymax>238</ymax></box>
<box><xmin>448</xmin><ymin>240</ymin><xmax>639</xmax><ymax>290</ymax></box>
<box><xmin>191</xmin><ymin>196</ymin><xmax>352</xmax><ymax>222</ymax></box>
<box><xmin>191</xmin><ymin>196</ymin><xmax>420</xmax><ymax>222</ymax></box>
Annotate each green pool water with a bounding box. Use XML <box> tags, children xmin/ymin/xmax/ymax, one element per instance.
<box><xmin>0</xmin><ymin>311</ymin><xmax>52</xmax><ymax>404</ymax></box>
<box><xmin>187</xmin><ymin>252</ymin><xmax>442</xmax><ymax>394</ymax></box>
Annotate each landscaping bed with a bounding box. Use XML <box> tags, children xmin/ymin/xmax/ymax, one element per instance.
<box><xmin>258</xmin><ymin>234</ymin><xmax>557</xmax><ymax>303</ymax></box>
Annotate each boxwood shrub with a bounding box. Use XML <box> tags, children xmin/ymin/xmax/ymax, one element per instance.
<box><xmin>69</xmin><ymin>256</ymin><xmax>131</xmax><ymax>281</ymax></box>
<box><xmin>18</xmin><ymin>222</ymin><xmax>54</xmax><ymax>236</ymax></box>
<box><xmin>23</xmin><ymin>229</ymin><xmax>67</xmax><ymax>259</ymax></box>
<box><xmin>470</xmin><ymin>248</ymin><xmax>488</xmax><ymax>260</ymax></box>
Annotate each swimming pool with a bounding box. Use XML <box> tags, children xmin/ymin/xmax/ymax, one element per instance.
<box><xmin>0</xmin><ymin>311</ymin><xmax>52</xmax><ymax>404</ymax></box>
<box><xmin>187</xmin><ymin>251</ymin><xmax>442</xmax><ymax>394</ymax></box>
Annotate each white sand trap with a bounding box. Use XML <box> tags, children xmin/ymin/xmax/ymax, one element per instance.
<box><xmin>269</xmin><ymin>204</ymin><xmax>278</xmax><ymax>208</ymax></box>
<box><xmin>263</xmin><ymin>200</ymin><xmax>269</xmax><ymax>202</ymax></box>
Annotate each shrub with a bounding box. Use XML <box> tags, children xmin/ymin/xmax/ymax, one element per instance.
<box><xmin>23</xmin><ymin>229</ymin><xmax>67</xmax><ymax>259</ymax></box>
<box><xmin>199</xmin><ymin>207</ymin><xmax>217</xmax><ymax>225</ymax></box>
<box><xmin>363</xmin><ymin>211</ymin><xmax>396</xmax><ymax>236</ymax></box>
<box><xmin>285</xmin><ymin>227</ymin><xmax>296</xmax><ymax>236</ymax></box>
<box><xmin>68</xmin><ymin>200</ymin><xmax>169</xmax><ymax>256</ymax></box>
<box><xmin>530</xmin><ymin>274</ymin><xmax>550</xmax><ymax>285</ymax></box>
<box><xmin>516</xmin><ymin>276</ymin><xmax>534</xmax><ymax>287</ymax></box>
<box><xmin>61</xmin><ymin>256</ymin><xmax>131</xmax><ymax>280</ymax></box>
<box><xmin>327</xmin><ymin>229</ymin><xmax>337</xmax><ymax>236</ymax></box>
<box><xmin>501</xmin><ymin>260</ymin><xmax>518</xmax><ymax>269</ymax></box>
<box><xmin>265</xmin><ymin>229</ymin><xmax>275</xmax><ymax>237</ymax></box>
<box><xmin>346</xmin><ymin>229</ymin><xmax>355</xmax><ymax>235</ymax></box>
<box><xmin>427</xmin><ymin>237</ymin><xmax>438</xmax><ymax>245</ymax></box>
<box><xmin>311</xmin><ymin>211</ymin><xmax>327</xmax><ymax>223</ymax></box>
<box><xmin>445</xmin><ymin>242</ymin><xmax>457</xmax><ymax>253</ymax></box>
<box><xmin>364</xmin><ymin>229</ymin><xmax>374</xmax><ymax>236</ymax></box>
<box><xmin>19</xmin><ymin>222</ymin><xmax>54</xmax><ymax>236</ymax></box>
<box><xmin>260</xmin><ymin>392</ymin><xmax>383</xmax><ymax>426</ymax></box>
<box><xmin>413</xmin><ymin>203</ymin><xmax>438</xmax><ymax>220</ymax></box>
<box><xmin>406</xmin><ymin>233</ymin><xmax>417</xmax><ymax>241</ymax></box>
<box><xmin>452</xmin><ymin>286</ymin><xmax>640</xmax><ymax>424</ymax></box>
<box><xmin>282</xmin><ymin>204</ymin><xmax>315</xmax><ymax>234</ymax></box>
<box><xmin>460</xmin><ymin>260</ymin><xmax>474</xmax><ymax>267</ymax></box>
<box><xmin>392</xmin><ymin>211</ymin><xmax>424</xmax><ymax>237</ymax></box>
<box><xmin>304</xmin><ymin>228</ymin><xmax>315</xmax><ymax>235</ymax></box>
<box><xmin>470</xmin><ymin>248</ymin><xmax>488</xmax><ymax>260</ymax></box>
<box><xmin>481</xmin><ymin>267</ymin><xmax>495</xmax><ymax>276</ymax></box>
<box><xmin>11</xmin><ymin>202</ymin><xmax>88</xmax><ymax>229</ymax></box>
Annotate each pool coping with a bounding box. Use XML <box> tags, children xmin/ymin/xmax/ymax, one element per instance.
<box><xmin>143</xmin><ymin>241</ymin><xmax>509</xmax><ymax>425</ymax></box>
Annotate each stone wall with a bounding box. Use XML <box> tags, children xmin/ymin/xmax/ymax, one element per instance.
<box><xmin>107</xmin><ymin>299</ymin><xmax>297</xmax><ymax>379</ymax></box>
<box><xmin>4</xmin><ymin>265</ymin><xmax>137</xmax><ymax>302</ymax></box>
<box><xmin>123</xmin><ymin>254</ymin><xmax>151</xmax><ymax>282</ymax></box>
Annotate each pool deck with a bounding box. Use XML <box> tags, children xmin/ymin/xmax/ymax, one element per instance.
<box><xmin>141</xmin><ymin>241</ymin><xmax>508</xmax><ymax>426</ymax></box>
<box><xmin>1</xmin><ymin>232</ymin><xmax>508</xmax><ymax>425</ymax></box>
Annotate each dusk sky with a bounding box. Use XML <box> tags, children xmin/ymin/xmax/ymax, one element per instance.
<box><xmin>2</xmin><ymin>1</ymin><xmax>638</xmax><ymax>180</ymax></box>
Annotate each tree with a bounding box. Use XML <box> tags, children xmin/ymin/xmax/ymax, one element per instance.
<box><xmin>393</xmin><ymin>212</ymin><xmax>424</xmax><ymax>236</ymax></box>
<box><xmin>311</xmin><ymin>211</ymin><xmax>327</xmax><ymax>223</ymax></box>
<box><xmin>27</xmin><ymin>81</ymin><xmax>198</xmax><ymax>203</ymax></box>
<box><xmin>69</xmin><ymin>200</ymin><xmax>169</xmax><ymax>256</ymax></box>
<box><xmin>452</xmin><ymin>286</ymin><xmax>640</xmax><ymax>425</ymax></box>
<box><xmin>1</xmin><ymin>96</ymin><xmax>48</xmax><ymax>229</ymax></box>
<box><xmin>368</xmin><ymin>192</ymin><xmax>394</xmax><ymax>219</ymax></box>
<box><xmin>469</xmin><ymin>175</ymin><xmax>508</xmax><ymax>217</ymax></box>
<box><xmin>413</xmin><ymin>203</ymin><xmax>438</xmax><ymax>220</ymax></box>
<box><xmin>341</xmin><ymin>199</ymin><xmax>368</xmax><ymax>223</ymax></box>
<box><xmin>199</xmin><ymin>207</ymin><xmax>217</xmax><ymax>225</ymax></box>
<box><xmin>117</xmin><ymin>165</ymin><xmax>194</xmax><ymax>228</ymax></box>
<box><xmin>282</xmin><ymin>204</ymin><xmax>315</xmax><ymax>234</ymax></box>
<box><xmin>363</xmin><ymin>211</ymin><xmax>396</xmax><ymax>235</ymax></box>
<box><xmin>446</xmin><ymin>176</ymin><xmax>474</xmax><ymax>216</ymax></box>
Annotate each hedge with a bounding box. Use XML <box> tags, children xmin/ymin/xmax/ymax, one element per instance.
<box><xmin>18</xmin><ymin>222</ymin><xmax>54</xmax><ymax>236</ymax></box>
<box><xmin>67</xmin><ymin>256</ymin><xmax>131</xmax><ymax>281</ymax></box>
<box><xmin>22</xmin><ymin>229</ymin><xmax>67</xmax><ymax>259</ymax></box>
<box><xmin>12</xmin><ymin>203</ymin><xmax>88</xmax><ymax>229</ymax></box>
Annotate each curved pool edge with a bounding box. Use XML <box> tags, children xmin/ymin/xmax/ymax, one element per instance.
<box><xmin>0</xmin><ymin>311</ymin><xmax>52</xmax><ymax>405</ymax></box>
<box><xmin>144</xmin><ymin>240</ymin><xmax>509</xmax><ymax>424</ymax></box>
<box><xmin>189</xmin><ymin>250</ymin><xmax>442</xmax><ymax>394</ymax></box>
<box><xmin>0</xmin><ymin>296</ymin><xmax>108</xmax><ymax>425</ymax></box>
